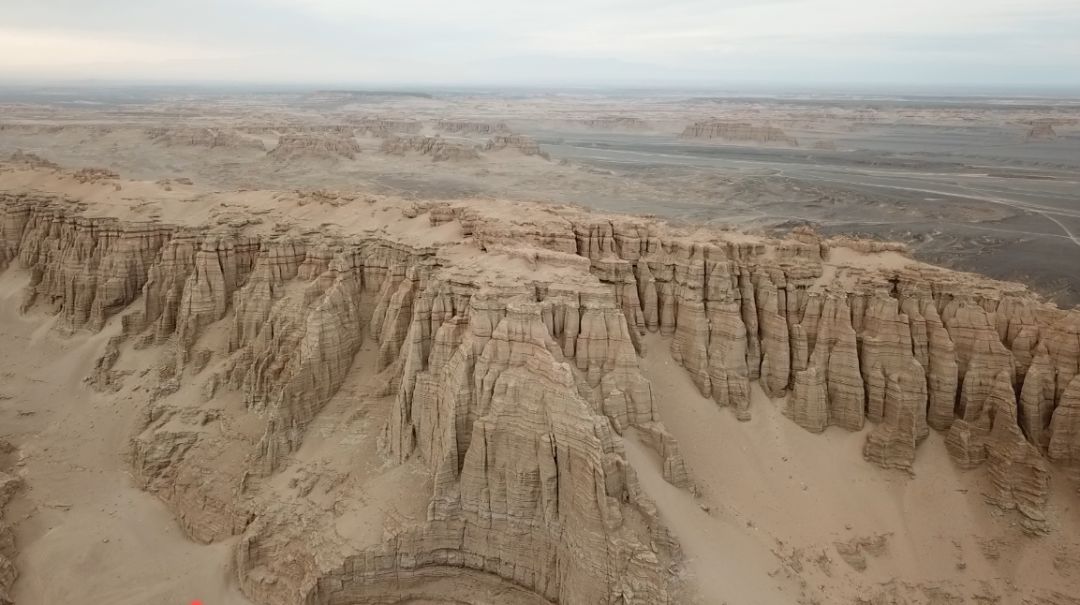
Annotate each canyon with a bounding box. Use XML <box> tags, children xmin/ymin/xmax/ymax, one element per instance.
<box><xmin>0</xmin><ymin>158</ymin><xmax>1078</xmax><ymax>604</ymax></box>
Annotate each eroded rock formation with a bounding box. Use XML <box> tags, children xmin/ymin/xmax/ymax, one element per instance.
<box><xmin>484</xmin><ymin>133</ymin><xmax>549</xmax><ymax>158</ymax></box>
<box><xmin>578</xmin><ymin>116</ymin><xmax>649</xmax><ymax>131</ymax></box>
<box><xmin>436</xmin><ymin>120</ymin><xmax>510</xmax><ymax>135</ymax></box>
<box><xmin>269</xmin><ymin>134</ymin><xmax>361</xmax><ymax>160</ymax></box>
<box><xmin>4</xmin><ymin>181</ymin><xmax>1080</xmax><ymax>605</ymax></box>
<box><xmin>863</xmin><ymin>358</ymin><xmax>926</xmax><ymax>472</ymax></box>
<box><xmin>986</xmin><ymin>385</ymin><xmax>1050</xmax><ymax>534</ymax></box>
<box><xmin>380</xmin><ymin>135</ymin><xmax>481</xmax><ymax>161</ymax></box>
<box><xmin>680</xmin><ymin>120</ymin><xmax>799</xmax><ymax>146</ymax></box>
<box><xmin>146</xmin><ymin>127</ymin><xmax>267</xmax><ymax>151</ymax></box>
<box><xmin>349</xmin><ymin>116</ymin><xmax>424</xmax><ymax>137</ymax></box>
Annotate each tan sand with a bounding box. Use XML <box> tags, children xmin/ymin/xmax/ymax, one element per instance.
<box><xmin>639</xmin><ymin>331</ymin><xmax>1080</xmax><ymax>603</ymax></box>
<box><xmin>0</xmin><ymin>269</ymin><xmax>251</xmax><ymax>604</ymax></box>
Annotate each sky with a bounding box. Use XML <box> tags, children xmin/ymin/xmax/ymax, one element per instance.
<box><xmin>1</xmin><ymin>0</ymin><xmax>1078</xmax><ymax>89</ymax></box>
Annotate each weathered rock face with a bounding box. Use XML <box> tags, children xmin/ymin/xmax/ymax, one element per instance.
<box><xmin>380</xmin><ymin>135</ymin><xmax>481</xmax><ymax>161</ymax></box>
<box><xmin>680</xmin><ymin>120</ymin><xmax>799</xmax><ymax>146</ymax></box>
<box><xmin>0</xmin><ymin>440</ymin><xmax>22</xmax><ymax>605</ymax></box>
<box><xmin>348</xmin><ymin>116</ymin><xmax>423</xmax><ymax>137</ymax></box>
<box><xmin>146</xmin><ymin>127</ymin><xmax>266</xmax><ymax>151</ymax></box>
<box><xmin>986</xmin><ymin>386</ymin><xmax>1050</xmax><ymax>534</ymax></box>
<box><xmin>6</xmin><ymin>188</ymin><xmax>1080</xmax><ymax>605</ymax></box>
<box><xmin>1049</xmin><ymin>375</ymin><xmax>1080</xmax><ymax>466</ymax></box>
<box><xmin>756</xmin><ymin>274</ymin><xmax>791</xmax><ymax>399</ymax></box>
<box><xmin>269</xmin><ymin>133</ymin><xmax>361</xmax><ymax>160</ymax></box>
<box><xmin>577</xmin><ymin>116</ymin><xmax>649</xmax><ymax>131</ymax></box>
<box><xmin>483</xmin><ymin>134</ymin><xmax>549</xmax><ymax>158</ymax></box>
<box><xmin>4</xmin><ymin>193</ymin><xmax>689</xmax><ymax>604</ymax></box>
<box><xmin>860</xmin><ymin>294</ymin><xmax>916</xmax><ymax>425</ymax></box>
<box><xmin>1020</xmin><ymin>344</ymin><xmax>1057</xmax><ymax>452</ymax></box>
<box><xmin>907</xmin><ymin>295</ymin><xmax>959</xmax><ymax>431</ymax></box>
<box><xmin>820</xmin><ymin>295</ymin><xmax>866</xmax><ymax>430</ymax></box>
<box><xmin>863</xmin><ymin>358</ymin><xmax>926</xmax><ymax>472</ymax></box>
<box><xmin>451</xmin><ymin>205</ymin><xmax>1080</xmax><ymax>482</ymax></box>
<box><xmin>3</xmin><ymin>195</ymin><xmax>175</xmax><ymax>332</ymax></box>
<box><xmin>370</xmin><ymin>298</ymin><xmax>672</xmax><ymax>604</ymax></box>
<box><xmin>945</xmin><ymin>369</ymin><xmax>1006</xmax><ymax>469</ymax></box>
<box><xmin>435</xmin><ymin>120</ymin><xmax>510</xmax><ymax>135</ymax></box>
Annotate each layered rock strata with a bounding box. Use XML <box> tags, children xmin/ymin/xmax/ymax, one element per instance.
<box><xmin>4</xmin><ymin>184</ymin><xmax>1080</xmax><ymax>604</ymax></box>
<box><xmin>2</xmin><ymin>191</ymin><xmax>685</xmax><ymax>604</ymax></box>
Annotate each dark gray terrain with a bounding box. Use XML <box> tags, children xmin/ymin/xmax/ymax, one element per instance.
<box><xmin>1</xmin><ymin>85</ymin><xmax>1077</xmax><ymax>304</ymax></box>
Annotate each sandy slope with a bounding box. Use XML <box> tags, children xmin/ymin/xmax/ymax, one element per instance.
<box><xmin>638</xmin><ymin>332</ymin><xmax>1080</xmax><ymax>604</ymax></box>
<box><xmin>0</xmin><ymin>270</ymin><xmax>251</xmax><ymax>605</ymax></box>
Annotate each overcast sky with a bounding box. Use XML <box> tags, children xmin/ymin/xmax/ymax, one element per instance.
<box><xmin>2</xmin><ymin>0</ymin><xmax>1078</xmax><ymax>89</ymax></box>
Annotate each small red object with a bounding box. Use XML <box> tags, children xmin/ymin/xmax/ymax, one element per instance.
<box><xmin>191</xmin><ymin>601</ymin><xmax>203</xmax><ymax>605</ymax></box>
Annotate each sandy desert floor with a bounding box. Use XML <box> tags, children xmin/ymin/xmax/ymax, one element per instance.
<box><xmin>0</xmin><ymin>270</ymin><xmax>251</xmax><ymax>604</ymax></box>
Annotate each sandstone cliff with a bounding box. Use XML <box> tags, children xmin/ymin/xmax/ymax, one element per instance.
<box><xmin>3</xmin><ymin>172</ymin><xmax>1080</xmax><ymax>604</ymax></box>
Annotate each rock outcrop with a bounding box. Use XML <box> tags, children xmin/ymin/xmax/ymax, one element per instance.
<box><xmin>680</xmin><ymin>120</ymin><xmax>799</xmax><ymax>146</ymax></box>
<box><xmin>578</xmin><ymin>116</ymin><xmax>649</xmax><ymax>131</ymax></box>
<box><xmin>435</xmin><ymin>120</ymin><xmax>510</xmax><ymax>135</ymax></box>
<box><xmin>484</xmin><ymin>133</ymin><xmax>549</xmax><ymax>158</ymax></box>
<box><xmin>863</xmin><ymin>359</ymin><xmax>926</xmax><ymax>472</ymax></box>
<box><xmin>1049</xmin><ymin>376</ymin><xmax>1080</xmax><ymax>466</ymax></box>
<box><xmin>1020</xmin><ymin>344</ymin><xmax>1057</xmax><ymax>452</ymax></box>
<box><xmin>146</xmin><ymin>127</ymin><xmax>266</xmax><ymax>151</ymax></box>
<box><xmin>986</xmin><ymin>386</ymin><xmax>1050</xmax><ymax>533</ymax></box>
<box><xmin>269</xmin><ymin>133</ymin><xmax>361</xmax><ymax>160</ymax></box>
<box><xmin>380</xmin><ymin>135</ymin><xmax>481</xmax><ymax>161</ymax></box>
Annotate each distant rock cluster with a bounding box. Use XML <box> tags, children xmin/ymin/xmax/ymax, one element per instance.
<box><xmin>578</xmin><ymin>116</ymin><xmax>650</xmax><ymax>130</ymax></box>
<box><xmin>483</xmin><ymin>133</ymin><xmax>549</xmax><ymax>159</ymax></box>
<box><xmin>1025</xmin><ymin>119</ymin><xmax>1058</xmax><ymax>140</ymax></box>
<box><xmin>681</xmin><ymin>120</ymin><xmax>799</xmax><ymax>147</ymax></box>
<box><xmin>435</xmin><ymin>120</ymin><xmax>510</xmax><ymax>135</ymax></box>
<box><xmin>146</xmin><ymin>127</ymin><xmax>267</xmax><ymax>151</ymax></box>
<box><xmin>379</xmin><ymin>135</ymin><xmax>481</xmax><ymax>161</ymax></box>
<box><xmin>268</xmin><ymin>133</ymin><xmax>361</xmax><ymax>160</ymax></box>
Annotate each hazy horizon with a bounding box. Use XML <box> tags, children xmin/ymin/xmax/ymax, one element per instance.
<box><xmin>2</xmin><ymin>0</ymin><xmax>1079</xmax><ymax>90</ymax></box>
